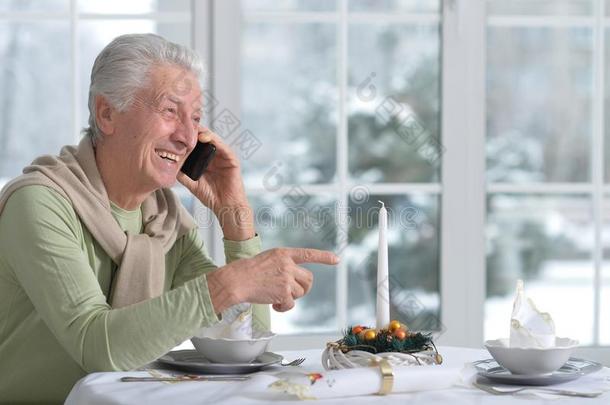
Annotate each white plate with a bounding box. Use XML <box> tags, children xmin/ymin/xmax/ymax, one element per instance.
<box><xmin>156</xmin><ymin>350</ymin><xmax>283</xmax><ymax>375</ymax></box>
<box><xmin>472</xmin><ymin>357</ymin><xmax>602</xmax><ymax>386</ymax></box>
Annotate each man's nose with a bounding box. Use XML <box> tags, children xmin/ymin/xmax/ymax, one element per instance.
<box><xmin>174</xmin><ymin>115</ymin><xmax>197</xmax><ymax>149</ymax></box>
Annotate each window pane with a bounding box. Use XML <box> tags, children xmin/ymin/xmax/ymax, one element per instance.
<box><xmin>241</xmin><ymin>0</ymin><xmax>336</xmax><ymax>12</ymax></box>
<box><xmin>603</xmin><ymin>268</ymin><xmax>610</xmax><ymax>344</ymax></box>
<box><xmin>78</xmin><ymin>0</ymin><xmax>190</xmax><ymax>14</ymax></box>
<box><xmin>79</xmin><ymin>21</ymin><xmax>192</xmax><ymax>130</ymax></box>
<box><xmin>604</xmin><ymin>28</ymin><xmax>610</xmax><ymax>182</ymax></box>
<box><xmin>250</xmin><ymin>194</ymin><xmax>337</xmax><ymax>333</ymax></box>
<box><xmin>600</xmin><ymin>197</ymin><xmax>610</xmax><ymax>344</ymax></box>
<box><xmin>487</xmin><ymin>27</ymin><xmax>592</xmax><ymax>182</ymax></box>
<box><xmin>485</xmin><ymin>194</ymin><xmax>594</xmax><ymax>345</ymax></box>
<box><xmin>349</xmin><ymin>0</ymin><xmax>440</xmax><ymax>13</ymax></box>
<box><xmin>241</xmin><ymin>23</ymin><xmax>337</xmax><ymax>187</ymax></box>
<box><xmin>348</xmin><ymin>23</ymin><xmax>441</xmax><ymax>183</ymax></box>
<box><xmin>0</xmin><ymin>0</ymin><xmax>68</xmax><ymax>12</ymax></box>
<box><xmin>488</xmin><ymin>0</ymin><xmax>592</xmax><ymax>16</ymax></box>
<box><xmin>0</xmin><ymin>21</ymin><xmax>72</xmax><ymax>181</ymax></box>
<box><xmin>347</xmin><ymin>194</ymin><xmax>440</xmax><ymax>331</ymax></box>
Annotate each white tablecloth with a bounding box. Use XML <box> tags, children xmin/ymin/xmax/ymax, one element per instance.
<box><xmin>65</xmin><ymin>346</ymin><xmax>610</xmax><ymax>404</ymax></box>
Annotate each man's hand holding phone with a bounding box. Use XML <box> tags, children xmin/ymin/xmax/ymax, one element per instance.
<box><xmin>177</xmin><ymin>127</ymin><xmax>255</xmax><ymax>241</ymax></box>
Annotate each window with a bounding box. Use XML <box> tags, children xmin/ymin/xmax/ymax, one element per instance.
<box><xmin>233</xmin><ymin>0</ymin><xmax>443</xmax><ymax>334</ymax></box>
<box><xmin>215</xmin><ymin>0</ymin><xmax>610</xmax><ymax>354</ymax></box>
<box><xmin>3</xmin><ymin>0</ymin><xmax>610</xmax><ymax>355</ymax></box>
<box><xmin>485</xmin><ymin>0</ymin><xmax>606</xmax><ymax>347</ymax></box>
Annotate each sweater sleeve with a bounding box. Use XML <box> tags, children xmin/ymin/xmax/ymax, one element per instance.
<box><xmin>171</xmin><ymin>229</ymin><xmax>271</xmax><ymax>331</ymax></box>
<box><xmin>0</xmin><ymin>186</ymin><xmax>219</xmax><ymax>372</ymax></box>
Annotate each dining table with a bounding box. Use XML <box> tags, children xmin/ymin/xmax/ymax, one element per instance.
<box><xmin>65</xmin><ymin>345</ymin><xmax>610</xmax><ymax>404</ymax></box>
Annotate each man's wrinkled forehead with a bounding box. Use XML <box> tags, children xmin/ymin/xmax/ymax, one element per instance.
<box><xmin>147</xmin><ymin>66</ymin><xmax>203</xmax><ymax>107</ymax></box>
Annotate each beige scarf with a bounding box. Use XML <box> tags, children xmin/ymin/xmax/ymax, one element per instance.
<box><xmin>0</xmin><ymin>137</ymin><xmax>196</xmax><ymax>308</ymax></box>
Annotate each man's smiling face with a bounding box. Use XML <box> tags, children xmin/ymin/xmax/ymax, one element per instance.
<box><xmin>111</xmin><ymin>64</ymin><xmax>202</xmax><ymax>190</ymax></box>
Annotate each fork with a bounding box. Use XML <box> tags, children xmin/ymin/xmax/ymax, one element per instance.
<box><xmin>281</xmin><ymin>358</ymin><xmax>306</xmax><ymax>366</ymax></box>
<box><xmin>473</xmin><ymin>382</ymin><xmax>603</xmax><ymax>398</ymax></box>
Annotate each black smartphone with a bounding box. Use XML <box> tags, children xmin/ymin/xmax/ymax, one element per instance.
<box><xmin>180</xmin><ymin>141</ymin><xmax>216</xmax><ymax>181</ymax></box>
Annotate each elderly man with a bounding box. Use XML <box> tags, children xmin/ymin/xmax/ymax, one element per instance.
<box><xmin>0</xmin><ymin>33</ymin><xmax>338</xmax><ymax>404</ymax></box>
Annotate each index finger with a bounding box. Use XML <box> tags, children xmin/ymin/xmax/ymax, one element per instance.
<box><xmin>197</xmin><ymin>126</ymin><xmax>214</xmax><ymax>143</ymax></box>
<box><xmin>287</xmin><ymin>248</ymin><xmax>340</xmax><ymax>265</ymax></box>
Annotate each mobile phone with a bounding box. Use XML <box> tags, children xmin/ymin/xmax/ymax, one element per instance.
<box><xmin>180</xmin><ymin>141</ymin><xmax>216</xmax><ymax>181</ymax></box>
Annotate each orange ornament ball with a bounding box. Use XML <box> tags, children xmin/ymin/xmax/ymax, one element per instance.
<box><xmin>363</xmin><ymin>329</ymin><xmax>377</xmax><ymax>341</ymax></box>
<box><xmin>388</xmin><ymin>320</ymin><xmax>402</xmax><ymax>333</ymax></box>
<box><xmin>394</xmin><ymin>329</ymin><xmax>407</xmax><ymax>340</ymax></box>
<box><xmin>352</xmin><ymin>325</ymin><xmax>364</xmax><ymax>335</ymax></box>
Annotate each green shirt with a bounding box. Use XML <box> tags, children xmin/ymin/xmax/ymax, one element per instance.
<box><xmin>0</xmin><ymin>185</ymin><xmax>269</xmax><ymax>404</ymax></box>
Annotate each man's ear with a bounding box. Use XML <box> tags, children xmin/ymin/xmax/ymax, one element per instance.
<box><xmin>95</xmin><ymin>95</ymin><xmax>117</xmax><ymax>136</ymax></box>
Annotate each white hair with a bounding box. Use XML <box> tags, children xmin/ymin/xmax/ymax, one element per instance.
<box><xmin>82</xmin><ymin>33</ymin><xmax>204</xmax><ymax>143</ymax></box>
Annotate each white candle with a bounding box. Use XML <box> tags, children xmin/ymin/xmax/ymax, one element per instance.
<box><xmin>376</xmin><ymin>201</ymin><xmax>390</xmax><ymax>330</ymax></box>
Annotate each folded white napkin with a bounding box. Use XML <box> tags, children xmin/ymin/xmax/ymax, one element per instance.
<box><xmin>268</xmin><ymin>364</ymin><xmax>470</xmax><ymax>400</ymax></box>
<box><xmin>194</xmin><ymin>303</ymin><xmax>252</xmax><ymax>339</ymax></box>
<box><xmin>509</xmin><ymin>280</ymin><xmax>555</xmax><ymax>348</ymax></box>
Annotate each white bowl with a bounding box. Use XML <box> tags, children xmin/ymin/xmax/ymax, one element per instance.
<box><xmin>191</xmin><ymin>331</ymin><xmax>275</xmax><ymax>364</ymax></box>
<box><xmin>485</xmin><ymin>337</ymin><xmax>578</xmax><ymax>375</ymax></box>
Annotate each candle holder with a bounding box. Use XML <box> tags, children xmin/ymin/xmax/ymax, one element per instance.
<box><xmin>321</xmin><ymin>321</ymin><xmax>442</xmax><ymax>370</ymax></box>
<box><xmin>323</xmin><ymin>202</ymin><xmax>442</xmax><ymax>370</ymax></box>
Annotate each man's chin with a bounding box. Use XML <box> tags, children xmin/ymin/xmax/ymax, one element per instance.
<box><xmin>160</xmin><ymin>177</ymin><xmax>178</xmax><ymax>189</ymax></box>
<box><xmin>150</xmin><ymin>174</ymin><xmax>178</xmax><ymax>190</ymax></box>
